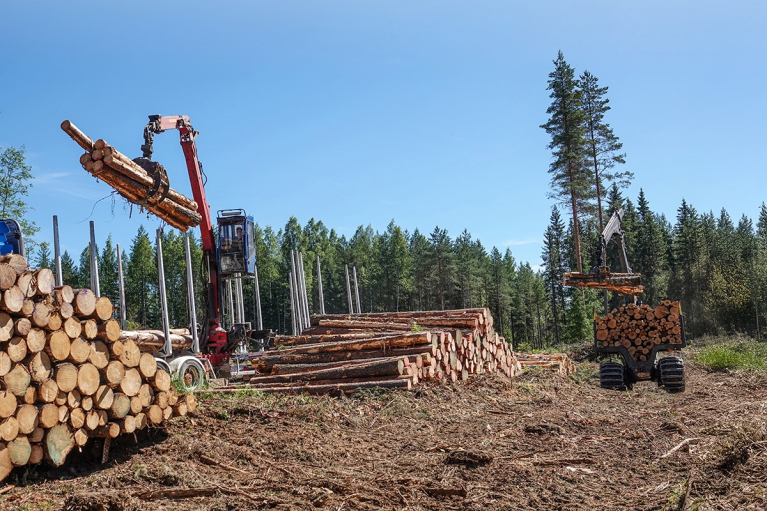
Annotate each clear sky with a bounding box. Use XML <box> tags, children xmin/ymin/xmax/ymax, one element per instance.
<box><xmin>1</xmin><ymin>1</ymin><xmax>765</xmax><ymax>268</ymax></box>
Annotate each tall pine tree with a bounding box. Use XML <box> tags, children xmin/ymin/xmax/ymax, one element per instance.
<box><xmin>579</xmin><ymin>70</ymin><xmax>631</xmax><ymax>230</ymax></box>
<box><xmin>541</xmin><ymin>51</ymin><xmax>590</xmax><ymax>272</ymax></box>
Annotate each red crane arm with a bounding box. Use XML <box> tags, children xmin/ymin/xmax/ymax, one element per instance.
<box><xmin>143</xmin><ymin>115</ymin><xmax>226</xmax><ymax>352</ymax></box>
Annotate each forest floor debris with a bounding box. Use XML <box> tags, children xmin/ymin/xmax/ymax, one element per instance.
<box><xmin>3</xmin><ymin>352</ymin><xmax>766</xmax><ymax>510</ymax></box>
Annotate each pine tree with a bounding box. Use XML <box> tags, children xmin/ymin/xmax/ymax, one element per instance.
<box><xmin>579</xmin><ymin>70</ymin><xmax>631</xmax><ymax>230</ymax></box>
<box><xmin>541</xmin><ymin>51</ymin><xmax>590</xmax><ymax>273</ymax></box>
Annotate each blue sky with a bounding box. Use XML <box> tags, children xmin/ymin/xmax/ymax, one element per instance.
<box><xmin>1</xmin><ymin>1</ymin><xmax>765</xmax><ymax>268</ymax></box>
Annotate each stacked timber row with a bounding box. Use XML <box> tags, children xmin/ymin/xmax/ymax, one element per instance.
<box><xmin>60</xmin><ymin>120</ymin><xmax>201</xmax><ymax>232</ymax></box>
<box><xmin>0</xmin><ymin>254</ymin><xmax>196</xmax><ymax>481</ymax></box>
<box><xmin>595</xmin><ymin>301</ymin><xmax>683</xmax><ymax>361</ymax></box>
<box><xmin>239</xmin><ymin>309</ymin><xmax>522</xmax><ymax>395</ymax></box>
<box><xmin>515</xmin><ymin>353</ymin><xmax>576</xmax><ymax>375</ymax></box>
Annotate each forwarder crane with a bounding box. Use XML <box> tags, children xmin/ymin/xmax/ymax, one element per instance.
<box><xmin>131</xmin><ymin>115</ymin><xmax>269</xmax><ymax>387</ymax></box>
<box><xmin>564</xmin><ymin>209</ymin><xmax>687</xmax><ymax>392</ymax></box>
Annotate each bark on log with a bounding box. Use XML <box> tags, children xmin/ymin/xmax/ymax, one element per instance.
<box><xmin>248</xmin><ymin>358</ymin><xmax>401</xmax><ymax>385</ymax></box>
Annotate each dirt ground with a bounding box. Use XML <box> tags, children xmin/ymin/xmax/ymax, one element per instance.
<box><xmin>3</xmin><ymin>352</ymin><xmax>767</xmax><ymax>511</ymax></box>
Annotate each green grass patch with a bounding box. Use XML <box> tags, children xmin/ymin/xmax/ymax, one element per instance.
<box><xmin>693</xmin><ymin>340</ymin><xmax>767</xmax><ymax>371</ymax></box>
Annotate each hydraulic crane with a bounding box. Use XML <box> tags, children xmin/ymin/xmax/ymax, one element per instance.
<box><xmin>133</xmin><ymin>115</ymin><xmax>259</xmax><ymax>358</ymax></box>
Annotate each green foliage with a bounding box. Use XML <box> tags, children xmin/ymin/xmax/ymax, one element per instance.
<box><xmin>0</xmin><ymin>145</ymin><xmax>39</xmax><ymax>250</ymax></box>
<box><xmin>693</xmin><ymin>340</ymin><xmax>767</xmax><ymax>371</ymax></box>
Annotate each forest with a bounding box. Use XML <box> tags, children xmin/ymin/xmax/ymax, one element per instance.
<box><xmin>29</xmin><ymin>190</ymin><xmax>767</xmax><ymax>350</ymax></box>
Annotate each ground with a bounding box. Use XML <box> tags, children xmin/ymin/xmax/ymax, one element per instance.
<box><xmin>4</xmin><ymin>352</ymin><xmax>767</xmax><ymax>511</ymax></box>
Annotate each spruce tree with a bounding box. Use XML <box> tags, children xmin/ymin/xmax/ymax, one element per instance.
<box><xmin>35</xmin><ymin>241</ymin><xmax>52</xmax><ymax>270</ymax></box>
<box><xmin>428</xmin><ymin>227</ymin><xmax>453</xmax><ymax>310</ymax></box>
<box><xmin>541</xmin><ymin>51</ymin><xmax>590</xmax><ymax>272</ymax></box>
<box><xmin>541</xmin><ymin>207</ymin><xmax>566</xmax><ymax>344</ymax></box>
<box><xmin>126</xmin><ymin>226</ymin><xmax>156</xmax><ymax>328</ymax></box>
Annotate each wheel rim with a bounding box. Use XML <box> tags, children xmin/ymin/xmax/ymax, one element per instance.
<box><xmin>182</xmin><ymin>364</ymin><xmax>202</xmax><ymax>390</ymax></box>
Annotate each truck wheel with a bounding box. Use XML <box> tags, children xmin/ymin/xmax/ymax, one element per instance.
<box><xmin>178</xmin><ymin>359</ymin><xmax>206</xmax><ymax>392</ymax></box>
<box><xmin>658</xmin><ymin>357</ymin><xmax>685</xmax><ymax>393</ymax></box>
<box><xmin>599</xmin><ymin>362</ymin><xmax>627</xmax><ymax>391</ymax></box>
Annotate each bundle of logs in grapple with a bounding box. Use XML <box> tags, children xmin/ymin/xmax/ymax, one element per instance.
<box><xmin>60</xmin><ymin>120</ymin><xmax>202</xmax><ymax>232</ymax></box>
<box><xmin>595</xmin><ymin>301</ymin><xmax>683</xmax><ymax>361</ymax></box>
<box><xmin>236</xmin><ymin>309</ymin><xmax>521</xmax><ymax>395</ymax></box>
<box><xmin>0</xmin><ymin>254</ymin><xmax>196</xmax><ymax>481</ymax></box>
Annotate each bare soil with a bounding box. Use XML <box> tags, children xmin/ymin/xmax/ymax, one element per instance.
<box><xmin>4</xmin><ymin>356</ymin><xmax>767</xmax><ymax>511</ymax></box>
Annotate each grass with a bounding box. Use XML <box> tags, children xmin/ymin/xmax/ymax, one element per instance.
<box><xmin>692</xmin><ymin>338</ymin><xmax>767</xmax><ymax>371</ymax></box>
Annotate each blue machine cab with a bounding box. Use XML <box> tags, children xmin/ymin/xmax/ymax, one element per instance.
<box><xmin>216</xmin><ymin>209</ymin><xmax>255</xmax><ymax>277</ymax></box>
<box><xmin>0</xmin><ymin>219</ymin><xmax>24</xmax><ymax>257</ymax></box>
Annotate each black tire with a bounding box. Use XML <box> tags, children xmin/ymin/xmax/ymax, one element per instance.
<box><xmin>599</xmin><ymin>362</ymin><xmax>627</xmax><ymax>391</ymax></box>
<box><xmin>658</xmin><ymin>356</ymin><xmax>685</xmax><ymax>393</ymax></box>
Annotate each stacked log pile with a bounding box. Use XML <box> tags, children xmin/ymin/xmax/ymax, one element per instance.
<box><xmin>0</xmin><ymin>254</ymin><xmax>196</xmax><ymax>481</ymax></box>
<box><xmin>235</xmin><ymin>309</ymin><xmax>521</xmax><ymax>395</ymax></box>
<box><xmin>60</xmin><ymin>120</ymin><xmax>201</xmax><ymax>231</ymax></box>
<box><xmin>515</xmin><ymin>353</ymin><xmax>576</xmax><ymax>375</ymax></box>
<box><xmin>595</xmin><ymin>301</ymin><xmax>683</xmax><ymax>361</ymax></box>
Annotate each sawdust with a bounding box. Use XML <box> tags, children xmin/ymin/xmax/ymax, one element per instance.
<box><xmin>2</xmin><ymin>356</ymin><xmax>766</xmax><ymax>510</ymax></box>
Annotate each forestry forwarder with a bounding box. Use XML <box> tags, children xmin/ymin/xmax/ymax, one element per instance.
<box><xmin>132</xmin><ymin>115</ymin><xmax>270</xmax><ymax>379</ymax></box>
<box><xmin>563</xmin><ymin>209</ymin><xmax>686</xmax><ymax>393</ymax></box>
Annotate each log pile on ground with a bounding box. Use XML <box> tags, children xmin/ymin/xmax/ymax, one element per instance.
<box><xmin>595</xmin><ymin>300</ymin><xmax>683</xmax><ymax>361</ymax></box>
<box><xmin>231</xmin><ymin>309</ymin><xmax>521</xmax><ymax>395</ymax></box>
<box><xmin>515</xmin><ymin>353</ymin><xmax>576</xmax><ymax>375</ymax></box>
<box><xmin>0</xmin><ymin>254</ymin><xmax>196</xmax><ymax>481</ymax></box>
<box><xmin>60</xmin><ymin>120</ymin><xmax>201</xmax><ymax>231</ymax></box>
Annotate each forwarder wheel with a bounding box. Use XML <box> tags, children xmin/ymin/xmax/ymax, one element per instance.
<box><xmin>599</xmin><ymin>362</ymin><xmax>627</xmax><ymax>391</ymax></box>
<box><xmin>658</xmin><ymin>356</ymin><xmax>685</xmax><ymax>393</ymax></box>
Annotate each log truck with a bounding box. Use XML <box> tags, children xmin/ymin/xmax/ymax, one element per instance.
<box><xmin>564</xmin><ymin>209</ymin><xmax>686</xmax><ymax>392</ymax></box>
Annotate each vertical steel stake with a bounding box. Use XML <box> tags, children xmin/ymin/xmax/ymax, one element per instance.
<box><xmin>53</xmin><ymin>215</ymin><xmax>62</xmax><ymax>286</ymax></box>
<box><xmin>345</xmin><ymin>265</ymin><xmax>353</xmax><ymax>314</ymax></box>
<box><xmin>353</xmin><ymin>266</ymin><xmax>361</xmax><ymax>314</ymax></box>
<box><xmin>156</xmin><ymin>228</ymin><xmax>172</xmax><ymax>357</ymax></box>
<box><xmin>89</xmin><ymin>221</ymin><xmax>100</xmax><ymax>297</ymax></box>
<box><xmin>117</xmin><ymin>243</ymin><xmax>127</xmax><ymax>330</ymax></box>
<box><xmin>254</xmin><ymin>266</ymin><xmax>263</xmax><ymax>330</ymax></box>
<box><xmin>316</xmin><ymin>255</ymin><xmax>325</xmax><ymax>315</ymax></box>
<box><xmin>184</xmin><ymin>233</ymin><xmax>199</xmax><ymax>353</ymax></box>
<box><xmin>288</xmin><ymin>271</ymin><xmax>297</xmax><ymax>335</ymax></box>
<box><xmin>298</xmin><ymin>252</ymin><xmax>310</xmax><ymax>328</ymax></box>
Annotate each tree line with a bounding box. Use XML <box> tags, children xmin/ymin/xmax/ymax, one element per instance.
<box><xmin>27</xmin><ymin>194</ymin><xmax>765</xmax><ymax>351</ymax></box>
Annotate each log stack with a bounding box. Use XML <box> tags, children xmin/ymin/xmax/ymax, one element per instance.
<box><xmin>0</xmin><ymin>254</ymin><xmax>196</xmax><ymax>482</ymax></box>
<box><xmin>595</xmin><ymin>301</ymin><xmax>684</xmax><ymax>362</ymax></box>
<box><xmin>515</xmin><ymin>353</ymin><xmax>576</xmax><ymax>375</ymax></box>
<box><xmin>60</xmin><ymin>120</ymin><xmax>201</xmax><ymax>231</ymax></box>
<box><xmin>235</xmin><ymin>309</ymin><xmax>522</xmax><ymax>395</ymax></box>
